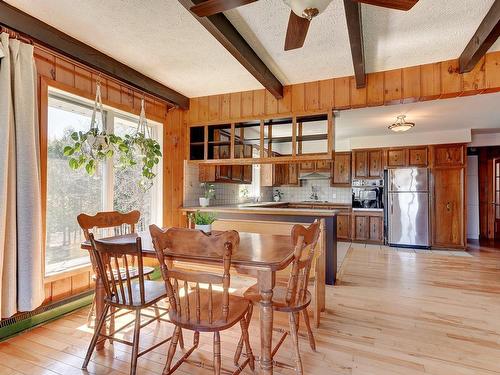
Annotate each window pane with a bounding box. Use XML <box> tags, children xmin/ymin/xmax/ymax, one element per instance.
<box><xmin>46</xmin><ymin>95</ymin><xmax>103</xmax><ymax>275</ymax></box>
<box><xmin>113</xmin><ymin>116</ymin><xmax>157</xmax><ymax>231</ymax></box>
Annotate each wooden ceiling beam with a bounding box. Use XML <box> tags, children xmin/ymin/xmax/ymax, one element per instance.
<box><xmin>178</xmin><ymin>0</ymin><xmax>284</xmax><ymax>99</ymax></box>
<box><xmin>459</xmin><ymin>0</ymin><xmax>500</xmax><ymax>73</ymax></box>
<box><xmin>0</xmin><ymin>1</ymin><xmax>189</xmax><ymax>109</ymax></box>
<box><xmin>344</xmin><ymin>0</ymin><xmax>366</xmax><ymax>88</ymax></box>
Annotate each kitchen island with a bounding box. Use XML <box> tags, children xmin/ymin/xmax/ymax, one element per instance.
<box><xmin>182</xmin><ymin>202</ymin><xmax>340</xmax><ymax>285</ymax></box>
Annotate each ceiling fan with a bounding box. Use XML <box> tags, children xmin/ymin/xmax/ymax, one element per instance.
<box><xmin>190</xmin><ymin>0</ymin><xmax>418</xmax><ymax>50</ymax></box>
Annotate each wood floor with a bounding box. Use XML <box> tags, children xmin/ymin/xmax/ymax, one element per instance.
<box><xmin>2</xmin><ymin>242</ymin><xmax>500</xmax><ymax>375</ymax></box>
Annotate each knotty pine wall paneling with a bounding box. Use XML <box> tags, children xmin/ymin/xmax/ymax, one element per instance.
<box><xmin>34</xmin><ymin>46</ymin><xmax>183</xmax><ymax>303</ymax></box>
<box><xmin>187</xmin><ymin>51</ymin><xmax>500</xmax><ymax>125</ymax></box>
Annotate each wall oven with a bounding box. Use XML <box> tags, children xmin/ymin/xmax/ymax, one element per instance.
<box><xmin>352</xmin><ymin>179</ymin><xmax>384</xmax><ymax>209</ymax></box>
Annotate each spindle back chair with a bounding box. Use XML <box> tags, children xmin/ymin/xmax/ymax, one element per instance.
<box><xmin>234</xmin><ymin>220</ymin><xmax>321</xmax><ymax>375</ymax></box>
<box><xmin>150</xmin><ymin>225</ymin><xmax>255</xmax><ymax>375</ymax></box>
<box><xmin>77</xmin><ymin>211</ymin><xmax>155</xmax><ymax>326</ymax></box>
<box><xmin>82</xmin><ymin>234</ymin><xmax>173</xmax><ymax>375</ymax></box>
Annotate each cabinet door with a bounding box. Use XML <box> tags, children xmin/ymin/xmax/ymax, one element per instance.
<box><xmin>288</xmin><ymin>164</ymin><xmax>299</xmax><ymax>185</ymax></box>
<box><xmin>368</xmin><ymin>150</ymin><xmax>382</xmax><ymax>177</ymax></box>
<box><xmin>243</xmin><ymin>165</ymin><xmax>252</xmax><ymax>183</ymax></box>
<box><xmin>260</xmin><ymin>164</ymin><xmax>273</xmax><ymax>187</ymax></box>
<box><xmin>300</xmin><ymin>161</ymin><xmax>315</xmax><ymax>172</ymax></box>
<box><xmin>387</xmin><ymin>148</ymin><xmax>407</xmax><ymax>167</ymax></box>
<box><xmin>199</xmin><ymin>165</ymin><xmax>215</xmax><ymax>182</ymax></box>
<box><xmin>353</xmin><ymin>215</ymin><xmax>369</xmax><ymax>241</ymax></box>
<box><xmin>408</xmin><ymin>147</ymin><xmax>428</xmax><ymax>166</ymax></box>
<box><xmin>353</xmin><ymin>151</ymin><xmax>368</xmax><ymax>178</ymax></box>
<box><xmin>432</xmin><ymin>168</ymin><xmax>465</xmax><ymax>247</ymax></box>
<box><xmin>231</xmin><ymin>165</ymin><xmax>243</xmax><ymax>182</ymax></box>
<box><xmin>369</xmin><ymin>216</ymin><xmax>383</xmax><ymax>242</ymax></box>
<box><xmin>316</xmin><ymin>160</ymin><xmax>331</xmax><ymax>172</ymax></box>
<box><xmin>433</xmin><ymin>144</ymin><xmax>464</xmax><ymax>167</ymax></box>
<box><xmin>337</xmin><ymin>214</ymin><xmax>351</xmax><ymax>240</ymax></box>
<box><xmin>333</xmin><ymin>153</ymin><xmax>351</xmax><ymax>185</ymax></box>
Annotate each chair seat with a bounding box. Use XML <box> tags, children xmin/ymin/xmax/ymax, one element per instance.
<box><xmin>169</xmin><ymin>290</ymin><xmax>250</xmax><ymax>332</ymax></box>
<box><xmin>243</xmin><ymin>283</ymin><xmax>311</xmax><ymax>312</ymax></box>
<box><xmin>92</xmin><ymin>266</ymin><xmax>155</xmax><ymax>281</ymax></box>
<box><xmin>106</xmin><ymin>280</ymin><xmax>167</xmax><ymax>308</ymax></box>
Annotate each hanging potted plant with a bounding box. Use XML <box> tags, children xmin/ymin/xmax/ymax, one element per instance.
<box><xmin>189</xmin><ymin>210</ymin><xmax>216</xmax><ymax>234</ymax></box>
<box><xmin>63</xmin><ymin>79</ymin><xmax>123</xmax><ymax>176</ymax></box>
<box><xmin>119</xmin><ymin>98</ymin><xmax>162</xmax><ymax>190</ymax></box>
<box><xmin>199</xmin><ymin>182</ymin><xmax>215</xmax><ymax>207</ymax></box>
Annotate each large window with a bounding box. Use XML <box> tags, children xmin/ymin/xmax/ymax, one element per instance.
<box><xmin>45</xmin><ymin>89</ymin><xmax>163</xmax><ymax>276</ymax></box>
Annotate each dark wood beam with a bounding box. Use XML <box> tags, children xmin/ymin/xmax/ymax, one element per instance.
<box><xmin>459</xmin><ymin>0</ymin><xmax>500</xmax><ymax>73</ymax></box>
<box><xmin>0</xmin><ymin>1</ymin><xmax>189</xmax><ymax>109</ymax></box>
<box><xmin>178</xmin><ymin>0</ymin><xmax>283</xmax><ymax>99</ymax></box>
<box><xmin>344</xmin><ymin>0</ymin><xmax>366</xmax><ymax>88</ymax></box>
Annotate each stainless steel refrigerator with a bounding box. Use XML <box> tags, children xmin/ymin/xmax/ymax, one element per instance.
<box><xmin>386</xmin><ymin>168</ymin><xmax>430</xmax><ymax>248</ymax></box>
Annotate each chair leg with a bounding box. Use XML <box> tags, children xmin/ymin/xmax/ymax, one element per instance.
<box><xmin>82</xmin><ymin>304</ymin><xmax>110</xmax><ymax>369</ymax></box>
<box><xmin>163</xmin><ymin>326</ymin><xmax>181</xmax><ymax>374</ymax></box>
<box><xmin>130</xmin><ymin>310</ymin><xmax>142</xmax><ymax>375</ymax></box>
<box><xmin>178</xmin><ymin>328</ymin><xmax>185</xmax><ymax>349</ymax></box>
<box><xmin>233</xmin><ymin>303</ymin><xmax>253</xmax><ymax>366</ymax></box>
<box><xmin>87</xmin><ymin>296</ymin><xmax>96</xmax><ymax>327</ymax></box>
<box><xmin>213</xmin><ymin>331</ymin><xmax>221</xmax><ymax>375</ymax></box>
<box><xmin>109</xmin><ymin>307</ymin><xmax>115</xmax><ymax>344</ymax></box>
<box><xmin>301</xmin><ymin>308</ymin><xmax>316</xmax><ymax>351</ymax></box>
<box><xmin>289</xmin><ymin>313</ymin><xmax>303</xmax><ymax>375</ymax></box>
<box><xmin>240</xmin><ymin>314</ymin><xmax>255</xmax><ymax>371</ymax></box>
<box><xmin>146</xmin><ymin>274</ymin><xmax>161</xmax><ymax>319</ymax></box>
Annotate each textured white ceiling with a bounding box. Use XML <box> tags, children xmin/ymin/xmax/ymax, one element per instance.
<box><xmin>5</xmin><ymin>0</ymin><xmax>500</xmax><ymax>96</ymax></box>
<box><xmin>4</xmin><ymin>0</ymin><xmax>262</xmax><ymax>97</ymax></box>
<box><xmin>336</xmin><ymin>92</ymin><xmax>500</xmax><ymax>141</ymax></box>
<box><xmin>226</xmin><ymin>0</ymin><xmax>500</xmax><ymax>84</ymax></box>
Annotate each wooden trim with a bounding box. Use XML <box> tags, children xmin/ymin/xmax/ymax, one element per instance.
<box><xmin>0</xmin><ymin>2</ymin><xmax>188</xmax><ymax>109</ymax></box>
<box><xmin>177</xmin><ymin>0</ymin><xmax>283</xmax><ymax>99</ymax></box>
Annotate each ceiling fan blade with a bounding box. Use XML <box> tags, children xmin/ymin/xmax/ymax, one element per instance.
<box><xmin>190</xmin><ymin>0</ymin><xmax>258</xmax><ymax>17</ymax></box>
<box><xmin>353</xmin><ymin>0</ymin><xmax>418</xmax><ymax>11</ymax></box>
<box><xmin>284</xmin><ymin>11</ymin><xmax>311</xmax><ymax>51</ymax></box>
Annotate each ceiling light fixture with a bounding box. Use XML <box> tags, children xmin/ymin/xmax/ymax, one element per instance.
<box><xmin>388</xmin><ymin>115</ymin><xmax>415</xmax><ymax>132</ymax></box>
<box><xmin>283</xmin><ymin>0</ymin><xmax>332</xmax><ymax>20</ymax></box>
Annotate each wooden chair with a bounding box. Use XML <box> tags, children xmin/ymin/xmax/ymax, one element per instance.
<box><xmin>82</xmin><ymin>234</ymin><xmax>173</xmax><ymax>375</ymax></box>
<box><xmin>77</xmin><ymin>210</ymin><xmax>156</xmax><ymax>327</ymax></box>
<box><xmin>149</xmin><ymin>225</ymin><xmax>255</xmax><ymax>375</ymax></box>
<box><xmin>234</xmin><ymin>221</ymin><xmax>321</xmax><ymax>375</ymax></box>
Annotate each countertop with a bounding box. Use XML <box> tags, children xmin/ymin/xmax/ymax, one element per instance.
<box><xmin>181</xmin><ymin>201</ymin><xmax>349</xmax><ymax>217</ymax></box>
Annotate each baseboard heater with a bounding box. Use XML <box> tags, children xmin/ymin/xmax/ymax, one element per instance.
<box><xmin>0</xmin><ymin>290</ymin><xmax>93</xmax><ymax>341</ymax></box>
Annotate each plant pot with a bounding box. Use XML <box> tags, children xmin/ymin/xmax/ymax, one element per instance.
<box><xmin>199</xmin><ymin>197</ymin><xmax>210</xmax><ymax>207</ymax></box>
<box><xmin>195</xmin><ymin>224</ymin><xmax>212</xmax><ymax>234</ymax></box>
<box><xmin>273</xmin><ymin>195</ymin><xmax>281</xmax><ymax>202</ymax></box>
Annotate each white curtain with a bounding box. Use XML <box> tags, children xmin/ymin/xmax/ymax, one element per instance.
<box><xmin>0</xmin><ymin>32</ymin><xmax>44</xmax><ymax>318</ymax></box>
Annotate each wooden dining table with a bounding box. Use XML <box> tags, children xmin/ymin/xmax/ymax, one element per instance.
<box><xmin>81</xmin><ymin>230</ymin><xmax>299</xmax><ymax>375</ymax></box>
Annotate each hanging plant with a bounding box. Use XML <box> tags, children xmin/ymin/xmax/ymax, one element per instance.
<box><xmin>63</xmin><ymin>79</ymin><xmax>122</xmax><ymax>176</ymax></box>
<box><xmin>117</xmin><ymin>98</ymin><xmax>162</xmax><ymax>188</ymax></box>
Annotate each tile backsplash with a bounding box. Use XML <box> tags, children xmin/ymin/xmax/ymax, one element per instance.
<box><xmin>273</xmin><ymin>179</ymin><xmax>351</xmax><ymax>204</ymax></box>
<box><xmin>183</xmin><ymin>162</ymin><xmax>273</xmax><ymax>206</ymax></box>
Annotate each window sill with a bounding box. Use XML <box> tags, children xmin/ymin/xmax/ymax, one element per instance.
<box><xmin>44</xmin><ymin>263</ymin><xmax>93</xmax><ymax>283</ymax></box>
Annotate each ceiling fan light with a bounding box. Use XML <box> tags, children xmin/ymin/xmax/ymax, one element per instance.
<box><xmin>388</xmin><ymin>115</ymin><xmax>415</xmax><ymax>132</ymax></box>
<box><xmin>284</xmin><ymin>0</ymin><xmax>332</xmax><ymax>19</ymax></box>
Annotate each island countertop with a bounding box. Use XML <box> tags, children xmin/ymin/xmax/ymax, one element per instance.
<box><xmin>181</xmin><ymin>201</ymin><xmax>348</xmax><ymax>217</ymax></box>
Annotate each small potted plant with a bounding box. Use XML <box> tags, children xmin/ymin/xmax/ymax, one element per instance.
<box><xmin>189</xmin><ymin>211</ymin><xmax>216</xmax><ymax>234</ymax></box>
<box><xmin>199</xmin><ymin>183</ymin><xmax>215</xmax><ymax>207</ymax></box>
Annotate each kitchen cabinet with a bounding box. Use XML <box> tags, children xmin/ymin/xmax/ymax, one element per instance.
<box><xmin>332</xmin><ymin>152</ymin><xmax>351</xmax><ymax>186</ymax></box>
<box><xmin>387</xmin><ymin>148</ymin><xmax>407</xmax><ymax>167</ymax></box>
<box><xmin>336</xmin><ymin>213</ymin><xmax>351</xmax><ymax>240</ymax></box>
<box><xmin>353</xmin><ymin>150</ymin><xmax>368</xmax><ymax>178</ymax></box>
<box><xmin>432</xmin><ymin>167</ymin><xmax>465</xmax><ymax>248</ymax></box>
<box><xmin>299</xmin><ymin>158</ymin><xmax>332</xmax><ymax>173</ymax></box>
<box><xmin>352</xmin><ymin>211</ymin><xmax>384</xmax><ymax>243</ymax></box>
<box><xmin>200</xmin><ymin>143</ymin><xmax>253</xmax><ymax>184</ymax></box>
<box><xmin>408</xmin><ymin>147</ymin><xmax>428</xmax><ymax>166</ymax></box>
<box><xmin>300</xmin><ymin>161</ymin><xmax>315</xmax><ymax>172</ymax></box>
<box><xmin>432</xmin><ymin>144</ymin><xmax>465</xmax><ymax>167</ymax></box>
<box><xmin>316</xmin><ymin>160</ymin><xmax>332</xmax><ymax>172</ymax></box>
<box><xmin>352</xmin><ymin>149</ymin><xmax>383</xmax><ymax>178</ymax></box>
<box><xmin>261</xmin><ymin>163</ymin><xmax>300</xmax><ymax>187</ymax></box>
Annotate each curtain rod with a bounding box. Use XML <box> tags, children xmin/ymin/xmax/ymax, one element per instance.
<box><xmin>0</xmin><ymin>24</ymin><xmax>33</xmax><ymax>45</ymax></box>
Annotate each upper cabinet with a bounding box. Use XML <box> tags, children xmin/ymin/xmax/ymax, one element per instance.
<box><xmin>352</xmin><ymin>149</ymin><xmax>383</xmax><ymax>178</ymax></box>
<box><xmin>332</xmin><ymin>152</ymin><xmax>351</xmax><ymax>186</ymax></box>
<box><xmin>432</xmin><ymin>144</ymin><xmax>465</xmax><ymax>167</ymax></box>
<box><xmin>189</xmin><ymin>111</ymin><xmax>334</xmax><ymax>165</ymax></box>
<box><xmin>385</xmin><ymin>146</ymin><xmax>429</xmax><ymax>168</ymax></box>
